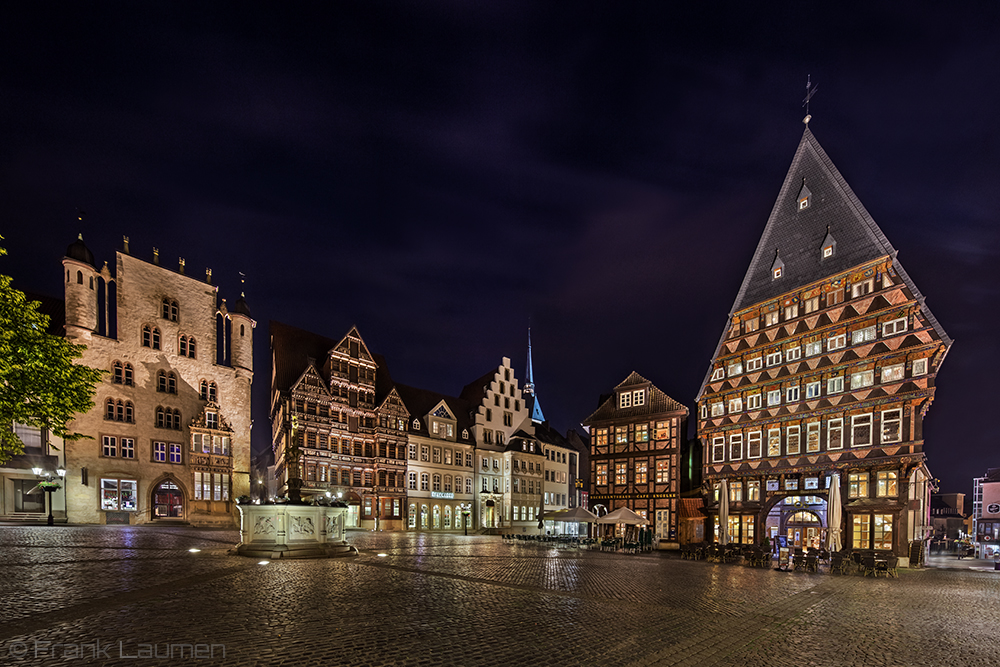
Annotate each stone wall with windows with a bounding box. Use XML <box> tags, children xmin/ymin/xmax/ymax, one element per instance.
<box><xmin>64</xmin><ymin>246</ymin><xmax>253</xmax><ymax>526</ymax></box>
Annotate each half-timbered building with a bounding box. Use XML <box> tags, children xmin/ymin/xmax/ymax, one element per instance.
<box><xmin>696</xmin><ymin>123</ymin><xmax>951</xmax><ymax>564</ymax></box>
<box><xmin>583</xmin><ymin>372</ymin><xmax>688</xmax><ymax>547</ymax></box>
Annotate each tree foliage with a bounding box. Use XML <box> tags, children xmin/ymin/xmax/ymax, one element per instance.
<box><xmin>0</xmin><ymin>244</ymin><xmax>104</xmax><ymax>463</ymax></box>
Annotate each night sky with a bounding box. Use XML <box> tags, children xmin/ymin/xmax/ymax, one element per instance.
<box><xmin>2</xmin><ymin>3</ymin><xmax>998</xmax><ymax>500</ymax></box>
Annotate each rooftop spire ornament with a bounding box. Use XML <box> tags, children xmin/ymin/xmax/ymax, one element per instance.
<box><xmin>802</xmin><ymin>74</ymin><xmax>818</xmax><ymax>125</ymax></box>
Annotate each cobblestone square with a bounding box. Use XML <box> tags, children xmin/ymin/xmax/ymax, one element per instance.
<box><xmin>1</xmin><ymin>526</ymin><xmax>997</xmax><ymax>666</ymax></box>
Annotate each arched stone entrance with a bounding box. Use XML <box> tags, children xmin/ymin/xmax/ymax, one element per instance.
<box><xmin>151</xmin><ymin>479</ymin><xmax>184</xmax><ymax>519</ymax></box>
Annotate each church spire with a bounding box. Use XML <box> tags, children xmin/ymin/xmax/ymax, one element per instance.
<box><xmin>524</xmin><ymin>327</ymin><xmax>545</xmax><ymax>423</ymax></box>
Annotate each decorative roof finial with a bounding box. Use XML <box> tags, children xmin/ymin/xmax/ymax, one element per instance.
<box><xmin>239</xmin><ymin>271</ymin><xmax>246</xmax><ymax>298</ymax></box>
<box><xmin>802</xmin><ymin>74</ymin><xmax>818</xmax><ymax>125</ymax></box>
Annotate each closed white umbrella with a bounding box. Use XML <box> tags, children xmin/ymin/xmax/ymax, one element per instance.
<box><xmin>827</xmin><ymin>473</ymin><xmax>842</xmax><ymax>552</ymax></box>
<box><xmin>719</xmin><ymin>480</ymin><xmax>729</xmax><ymax>545</ymax></box>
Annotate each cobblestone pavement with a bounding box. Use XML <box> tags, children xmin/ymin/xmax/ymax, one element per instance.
<box><xmin>1</xmin><ymin>525</ymin><xmax>998</xmax><ymax>666</ymax></box>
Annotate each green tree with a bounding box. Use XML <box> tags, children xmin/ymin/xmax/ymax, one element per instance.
<box><xmin>0</xmin><ymin>243</ymin><xmax>104</xmax><ymax>463</ymax></box>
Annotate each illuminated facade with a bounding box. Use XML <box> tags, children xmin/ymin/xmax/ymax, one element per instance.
<box><xmin>696</xmin><ymin>125</ymin><xmax>950</xmax><ymax>563</ymax></box>
<box><xmin>394</xmin><ymin>384</ymin><xmax>476</xmax><ymax>532</ymax></box>
<box><xmin>583</xmin><ymin>372</ymin><xmax>688</xmax><ymax>546</ymax></box>
<box><xmin>63</xmin><ymin>237</ymin><xmax>253</xmax><ymax>526</ymax></box>
<box><xmin>270</xmin><ymin>323</ymin><xmax>407</xmax><ymax>530</ymax></box>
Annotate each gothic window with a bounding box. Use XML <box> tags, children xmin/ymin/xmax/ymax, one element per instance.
<box><xmin>162</xmin><ymin>299</ymin><xmax>178</xmax><ymax>322</ymax></box>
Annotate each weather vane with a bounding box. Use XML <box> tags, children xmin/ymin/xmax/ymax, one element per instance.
<box><xmin>802</xmin><ymin>75</ymin><xmax>818</xmax><ymax>125</ymax></box>
<box><xmin>239</xmin><ymin>271</ymin><xmax>246</xmax><ymax>297</ymax></box>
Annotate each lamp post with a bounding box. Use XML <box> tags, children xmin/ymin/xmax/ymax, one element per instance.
<box><xmin>32</xmin><ymin>467</ymin><xmax>66</xmax><ymax>526</ymax></box>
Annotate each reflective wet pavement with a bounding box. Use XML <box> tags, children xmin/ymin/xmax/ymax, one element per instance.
<box><xmin>1</xmin><ymin>525</ymin><xmax>998</xmax><ymax>666</ymax></box>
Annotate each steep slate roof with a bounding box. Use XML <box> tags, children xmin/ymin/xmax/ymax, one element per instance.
<box><xmin>701</xmin><ymin>125</ymin><xmax>952</xmax><ymax>393</ymax></box>
<box><xmin>459</xmin><ymin>369</ymin><xmax>497</xmax><ymax>406</ymax></box>
<box><xmin>269</xmin><ymin>320</ymin><xmax>339</xmax><ymax>394</ymax></box>
<box><xmin>583</xmin><ymin>371</ymin><xmax>688</xmax><ymax>424</ymax></box>
<box><xmin>393</xmin><ymin>382</ymin><xmax>478</xmax><ymax>443</ymax></box>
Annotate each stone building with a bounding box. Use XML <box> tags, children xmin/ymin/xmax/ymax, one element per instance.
<box><xmin>972</xmin><ymin>468</ymin><xmax>1000</xmax><ymax>559</ymax></box>
<box><xmin>270</xmin><ymin>322</ymin><xmax>408</xmax><ymax>529</ymax></box>
<box><xmin>394</xmin><ymin>384</ymin><xmax>477</xmax><ymax>532</ymax></box>
<box><xmin>696</xmin><ymin>124</ymin><xmax>950</xmax><ymax>563</ymax></box>
<box><xmin>63</xmin><ymin>237</ymin><xmax>253</xmax><ymax>526</ymax></box>
<box><xmin>460</xmin><ymin>357</ymin><xmax>535</xmax><ymax>530</ymax></box>
<box><xmin>583</xmin><ymin>372</ymin><xmax>688</xmax><ymax>546</ymax></box>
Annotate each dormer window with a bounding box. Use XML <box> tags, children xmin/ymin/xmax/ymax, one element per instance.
<box><xmin>820</xmin><ymin>226</ymin><xmax>836</xmax><ymax>260</ymax></box>
<box><xmin>771</xmin><ymin>249</ymin><xmax>784</xmax><ymax>281</ymax></box>
<box><xmin>461</xmin><ymin>429</ymin><xmax>468</xmax><ymax>439</ymax></box>
<box><xmin>412</xmin><ymin>418</ymin><xmax>420</xmax><ymax>430</ymax></box>
<box><xmin>796</xmin><ymin>180</ymin><xmax>812</xmax><ymax>212</ymax></box>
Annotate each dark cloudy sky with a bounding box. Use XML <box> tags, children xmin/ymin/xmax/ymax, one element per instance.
<box><xmin>2</xmin><ymin>2</ymin><xmax>998</xmax><ymax>499</ymax></box>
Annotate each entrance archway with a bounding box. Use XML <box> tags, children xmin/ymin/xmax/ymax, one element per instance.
<box><xmin>152</xmin><ymin>480</ymin><xmax>183</xmax><ymax>519</ymax></box>
<box><xmin>763</xmin><ymin>494</ymin><xmax>828</xmax><ymax>549</ymax></box>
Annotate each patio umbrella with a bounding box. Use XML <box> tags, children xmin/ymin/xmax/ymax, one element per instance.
<box><xmin>547</xmin><ymin>506</ymin><xmax>599</xmax><ymax>522</ymax></box>
<box><xmin>827</xmin><ymin>472</ymin><xmax>842</xmax><ymax>552</ymax></box>
<box><xmin>596</xmin><ymin>506</ymin><xmax>648</xmax><ymax>525</ymax></box>
<box><xmin>719</xmin><ymin>480</ymin><xmax>729</xmax><ymax>545</ymax></box>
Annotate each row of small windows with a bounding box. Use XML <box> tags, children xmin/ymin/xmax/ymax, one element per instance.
<box><xmin>304</xmin><ymin>464</ymin><xmax>392</xmax><ymax>487</ymax></box>
<box><xmin>105</xmin><ymin>399</ymin><xmax>134</xmax><ymax>423</ymax></box>
<box><xmin>707</xmin><ymin>359</ymin><xmax>927</xmax><ymax>417</ymax></box>
<box><xmin>156</xmin><ymin>407</ymin><xmax>183</xmax><ymax>430</ymax></box>
<box><xmin>618</xmin><ymin>389</ymin><xmax>646</xmax><ymax>409</ymax></box>
<box><xmin>111</xmin><ymin>362</ymin><xmax>134</xmax><ymax>386</ymax></box>
<box><xmin>492</xmin><ymin>394</ymin><xmax>521</xmax><ymax>411</ymax></box>
<box><xmin>100</xmin><ymin>436</ymin><xmax>183</xmax><ymax>464</ymax></box>
<box><xmin>715</xmin><ymin>317</ymin><xmax>912</xmax><ymax>381</ymax></box>
<box><xmin>141</xmin><ymin>326</ymin><xmax>197</xmax><ymax>358</ymax></box>
<box><xmin>409</xmin><ymin>445</ymin><xmax>474</xmax><ymax>467</ymax></box>
<box><xmin>200</xmin><ymin>380</ymin><xmax>218</xmax><ymax>402</ymax></box>
<box><xmin>592</xmin><ymin>421</ymin><xmax>672</xmax><ymax>446</ymax></box>
<box><xmin>737</xmin><ymin>274</ymin><xmax>890</xmax><ymax>334</ymax></box>
<box><xmin>595</xmin><ymin>460</ymin><xmax>671</xmax><ymax>486</ymax></box>
<box><xmin>709</xmin><ymin>408</ymin><xmax>903</xmax><ymax>463</ymax></box>
<box><xmin>301</xmin><ymin>433</ymin><xmax>403</xmax><ymax>460</ymax></box>
<box><xmin>406</xmin><ymin>472</ymin><xmax>473</xmax><ymax>494</ymax></box>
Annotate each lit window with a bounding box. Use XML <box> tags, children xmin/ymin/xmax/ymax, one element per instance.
<box><xmin>851</xmin><ymin>370</ymin><xmax>874</xmax><ymax>389</ymax></box>
<box><xmin>773</xmin><ymin>267</ymin><xmax>782</xmax><ymax>279</ymax></box>
<box><xmin>764</xmin><ymin>310</ymin><xmax>779</xmax><ymax>327</ymax></box>
<box><xmin>596</xmin><ymin>463</ymin><xmax>608</xmax><ymax>486</ymax></box>
<box><xmin>101</xmin><ymin>479</ymin><xmax>137</xmax><ymax>511</ymax></box>
<box><xmin>805</xmin><ymin>341</ymin><xmax>822</xmax><ymax>357</ymax></box>
<box><xmin>655</xmin><ymin>459</ymin><xmax>669</xmax><ymax>483</ymax></box>
<box><xmin>711</xmin><ymin>402</ymin><xmax>724</xmax><ymax>417</ymax></box>
<box><xmin>619</xmin><ymin>392</ymin><xmax>632</xmax><ymax>408</ymax></box>
<box><xmin>635</xmin><ymin>461</ymin><xmax>648</xmax><ymax>484</ymax></box>
<box><xmin>881</xmin><ymin>408</ymin><xmax>902</xmax><ymax>443</ymax></box>
<box><xmin>712</xmin><ymin>436</ymin><xmax>725</xmax><ymax>463</ymax></box>
<box><xmin>635</xmin><ymin>424</ymin><xmax>649</xmax><ymax>442</ymax></box>
<box><xmin>827</xmin><ymin>418</ymin><xmax>843</xmax><ymax>450</ymax></box>
<box><xmin>784</xmin><ymin>303</ymin><xmax>798</xmax><ymax>320</ymax></box>
<box><xmin>851</xmin><ymin>326</ymin><xmax>877</xmax><ymax>345</ymax></box>
<box><xmin>848</xmin><ymin>472</ymin><xmax>869</xmax><ymax>498</ymax></box>
<box><xmin>767</xmin><ymin>390</ymin><xmax>781</xmax><ymax>406</ymax></box>
<box><xmin>851</xmin><ymin>279</ymin><xmax>874</xmax><ymax>298</ymax></box>
<box><xmin>767</xmin><ymin>428</ymin><xmax>781</xmax><ymax>457</ymax></box>
<box><xmin>785</xmin><ymin>425</ymin><xmax>800</xmax><ymax>455</ymax></box>
<box><xmin>823</xmin><ymin>245</ymin><xmax>833</xmax><ymax>258</ymax></box>
<box><xmin>876</xmin><ymin>471</ymin><xmax>898</xmax><ymax>497</ymax></box>
<box><xmin>882</xmin><ymin>364</ymin><xmax>905</xmax><ymax>383</ymax></box>
<box><xmin>633</xmin><ymin>389</ymin><xmax>645</xmax><ymax>406</ymax></box>
<box><xmin>729</xmin><ymin>433</ymin><xmax>743</xmax><ymax>461</ymax></box>
<box><xmin>747</xmin><ymin>480</ymin><xmax>760</xmax><ymax>501</ymax></box>
<box><xmin>727</xmin><ymin>361</ymin><xmax>743</xmax><ymax>377</ymax></box>
<box><xmin>851</xmin><ymin>414</ymin><xmax>873</xmax><ymax>447</ymax></box>
<box><xmin>806</xmin><ymin>381</ymin><xmax>821</xmax><ymax>399</ymax></box>
<box><xmin>806</xmin><ymin>422</ymin><xmax>820</xmax><ymax>453</ymax></box>
<box><xmin>882</xmin><ymin>318</ymin><xmax>907</xmax><ymax>336</ymax></box>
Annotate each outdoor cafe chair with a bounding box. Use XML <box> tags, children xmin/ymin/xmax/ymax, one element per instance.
<box><xmin>861</xmin><ymin>553</ymin><xmax>877</xmax><ymax>577</ymax></box>
<box><xmin>805</xmin><ymin>555</ymin><xmax>818</xmax><ymax>573</ymax></box>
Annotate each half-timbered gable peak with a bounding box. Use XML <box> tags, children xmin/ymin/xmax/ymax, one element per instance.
<box><xmin>584</xmin><ymin>371</ymin><xmax>687</xmax><ymax>424</ymax></box>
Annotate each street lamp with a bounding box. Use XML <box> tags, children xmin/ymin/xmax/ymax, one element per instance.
<box><xmin>31</xmin><ymin>467</ymin><xmax>66</xmax><ymax>526</ymax></box>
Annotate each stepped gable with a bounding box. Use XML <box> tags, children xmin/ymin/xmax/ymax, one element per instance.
<box><xmin>270</xmin><ymin>320</ymin><xmax>340</xmax><ymax>393</ymax></box>
<box><xmin>583</xmin><ymin>371</ymin><xmax>687</xmax><ymax>424</ymax></box>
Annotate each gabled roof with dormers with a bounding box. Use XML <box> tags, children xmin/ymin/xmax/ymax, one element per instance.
<box><xmin>394</xmin><ymin>382</ymin><xmax>477</xmax><ymax>444</ymax></box>
<box><xmin>583</xmin><ymin>372</ymin><xmax>688</xmax><ymax>425</ymax></box>
<box><xmin>699</xmin><ymin>125</ymin><xmax>952</xmax><ymax>398</ymax></box>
